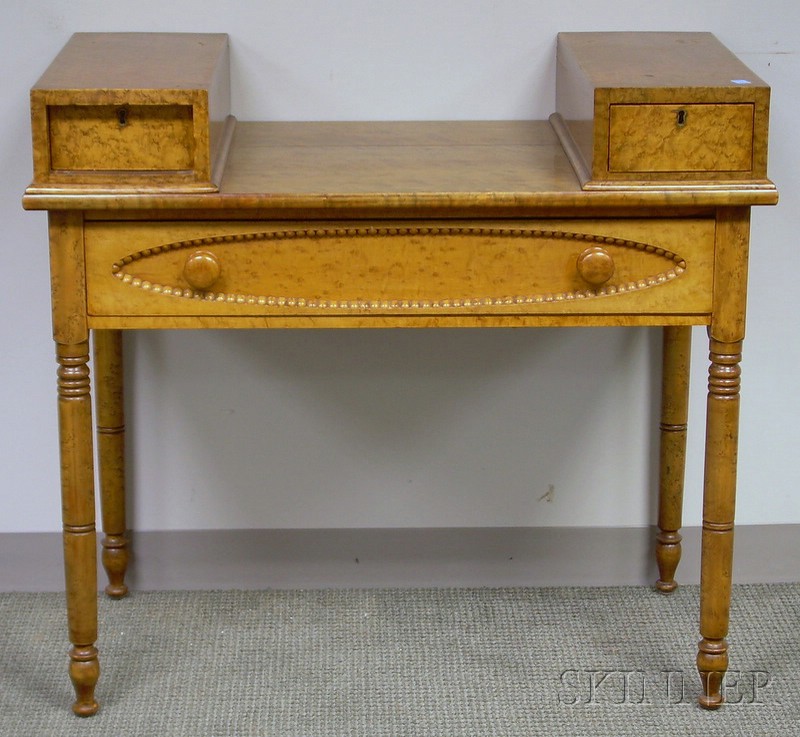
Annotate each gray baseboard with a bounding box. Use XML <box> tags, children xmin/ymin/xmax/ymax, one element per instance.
<box><xmin>1</xmin><ymin>525</ymin><xmax>797</xmax><ymax>592</ymax></box>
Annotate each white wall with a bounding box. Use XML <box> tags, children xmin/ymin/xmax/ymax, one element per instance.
<box><xmin>2</xmin><ymin>1</ymin><xmax>798</xmax><ymax>533</ymax></box>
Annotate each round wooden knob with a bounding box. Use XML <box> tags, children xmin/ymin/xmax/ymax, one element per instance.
<box><xmin>183</xmin><ymin>250</ymin><xmax>221</xmax><ymax>291</ymax></box>
<box><xmin>576</xmin><ymin>246</ymin><xmax>615</xmax><ymax>286</ymax></box>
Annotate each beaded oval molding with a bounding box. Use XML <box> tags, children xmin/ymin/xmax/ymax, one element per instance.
<box><xmin>111</xmin><ymin>226</ymin><xmax>687</xmax><ymax>310</ymax></box>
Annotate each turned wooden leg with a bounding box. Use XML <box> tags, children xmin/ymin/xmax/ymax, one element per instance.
<box><xmin>655</xmin><ymin>326</ymin><xmax>691</xmax><ymax>593</ymax></box>
<box><xmin>93</xmin><ymin>330</ymin><xmax>129</xmax><ymax>598</ymax></box>
<box><xmin>696</xmin><ymin>207</ymin><xmax>749</xmax><ymax>709</ymax></box>
<box><xmin>49</xmin><ymin>211</ymin><xmax>101</xmax><ymax>715</ymax></box>
<box><xmin>697</xmin><ymin>338</ymin><xmax>741</xmax><ymax>708</ymax></box>
<box><xmin>57</xmin><ymin>342</ymin><xmax>100</xmax><ymax>716</ymax></box>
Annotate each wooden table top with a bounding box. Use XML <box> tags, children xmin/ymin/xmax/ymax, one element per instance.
<box><xmin>23</xmin><ymin>120</ymin><xmax>778</xmax><ymax>214</ymax></box>
<box><xmin>221</xmin><ymin>121</ymin><xmax>579</xmax><ymax>195</ymax></box>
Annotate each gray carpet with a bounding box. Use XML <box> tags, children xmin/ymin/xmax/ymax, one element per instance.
<box><xmin>0</xmin><ymin>585</ymin><xmax>797</xmax><ymax>736</ymax></box>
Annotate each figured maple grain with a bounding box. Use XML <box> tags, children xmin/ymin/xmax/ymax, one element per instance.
<box><xmin>608</xmin><ymin>104</ymin><xmax>754</xmax><ymax>173</ymax></box>
<box><xmin>84</xmin><ymin>218</ymin><xmax>715</xmax><ymax>322</ymax></box>
<box><xmin>655</xmin><ymin>325</ymin><xmax>691</xmax><ymax>593</ymax></box>
<box><xmin>25</xmin><ymin>120</ymin><xmax>778</xmax><ymax>212</ymax></box>
<box><xmin>24</xmin><ymin>32</ymin><xmax>779</xmax><ymax>717</ymax></box>
<box><xmin>555</xmin><ymin>32</ymin><xmax>771</xmax><ymax>185</ymax></box>
<box><xmin>696</xmin><ymin>207</ymin><xmax>751</xmax><ymax>709</ymax></box>
<box><xmin>50</xmin><ymin>212</ymin><xmax>100</xmax><ymax>716</ymax></box>
<box><xmin>93</xmin><ymin>330</ymin><xmax>129</xmax><ymax>599</ymax></box>
<box><xmin>30</xmin><ymin>33</ymin><xmax>231</xmax><ymax>188</ymax></box>
<box><xmin>49</xmin><ymin>104</ymin><xmax>195</xmax><ymax>171</ymax></box>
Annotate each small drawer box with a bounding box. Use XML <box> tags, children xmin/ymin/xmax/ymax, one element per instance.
<box><xmin>551</xmin><ymin>32</ymin><xmax>770</xmax><ymax>188</ymax></box>
<box><xmin>30</xmin><ymin>33</ymin><xmax>234</xmax><ymax>191</ymax></box>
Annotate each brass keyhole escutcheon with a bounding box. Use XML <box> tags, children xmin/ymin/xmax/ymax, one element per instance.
<box><xmin>676</xmin><ymin>109</ymin><xmax>688</xmax><ymax>127</ymax></box>
<box><xmin>116</xmin><ymin>107</ymin><xmax>129</xmax><ymax>127</ymax></box>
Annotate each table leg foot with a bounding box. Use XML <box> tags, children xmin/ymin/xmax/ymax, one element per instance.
<box><xmin>101</xmin><ymin>534</ymin><xmax>129</xmax><ymax>598</ymax></box>
<box><xmin>69</xmin><ymin>645</ymin><xmax>100</xmax><ymax>716</ymax></box>
<box><xmin>697</xmin><ymin>637</ymin><xmax>727</xmax><ymax>709</ymax></box>
<box><xmin>655</xmin><ymin>529</ymin><xmax>681</xmax><ymax>593</ymax></box>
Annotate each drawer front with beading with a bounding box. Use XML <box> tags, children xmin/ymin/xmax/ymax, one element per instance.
<box><xmin>85</xmin><ymin>219</ymin><xmax>714</xmax><ymax>320</ymax></box>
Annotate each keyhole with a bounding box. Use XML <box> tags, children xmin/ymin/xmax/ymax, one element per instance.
<box><xmin>117</xmin><ymin>107</ymin><xmax>128</xmax><ymax>127</ymax></box>
<box><xmin>676</xmin><ymin>109</ymin><xmax>688</xmax><ymax>127</ymax></box>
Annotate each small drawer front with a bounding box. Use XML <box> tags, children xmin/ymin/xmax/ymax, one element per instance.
<box><xmin>608</xmin><ymin>103</ymin><xmax>754</xmax><ymax>174</ymax></box>
<box><xmin>85</xmin><ymin>219</ymin><xmax>714</xmax><ymax>321</ymax></box>
<box><xmin>48</xmin><ymin>104</ymin><xmax>195</xmax><ymax>172</ymax></box>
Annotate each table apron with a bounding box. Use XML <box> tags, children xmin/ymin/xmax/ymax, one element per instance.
<box><xmin>83</xmin><ymin>218</ymin><xmax>715</xmax><ymax>325</ymax></box>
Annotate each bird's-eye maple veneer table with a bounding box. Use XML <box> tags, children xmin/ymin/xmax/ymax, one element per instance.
<box><xmin>23</xmin><ymin>32</ymin><xmax>777</xmax><ymax>716</ymax></box>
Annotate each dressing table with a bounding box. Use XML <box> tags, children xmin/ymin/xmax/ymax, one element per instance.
<box><xmin>23</xmin><ymin>32</ymin><xmax>777</xmax><ymax>715</ymax></box>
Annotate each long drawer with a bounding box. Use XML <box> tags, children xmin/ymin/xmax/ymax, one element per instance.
<box><xmin>84</xmin><ymin>219</ymin><xmax>714</xmax><ymax>321</ymax></box>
